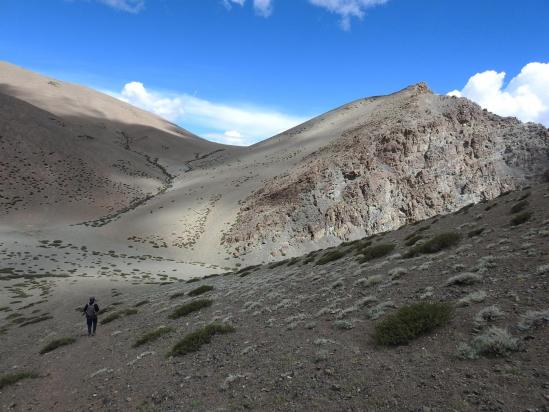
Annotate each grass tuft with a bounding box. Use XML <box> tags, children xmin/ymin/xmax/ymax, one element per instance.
<box><xmin>133</xmin><ymin>326</ymin><xmax>173</xmax><ymax>347</ymax></box>
<box><xmin>101</xmin><ymin>308</ymin><xmax>138</xmax><ymax>325</ymax></box>
<box><xmin>40</xmin><ymin>337</ymin><xmax>76</xmax><ymax>354</ymax></box>
<box><xmin>188</xmin><ymin>285</ymin><xmax>214</xmax><ymax>297</ymax></box>
<box><xmin>0</xmin><ymin>372</ymin><xmax>39</xmax><ymax>389</ymax></box>
<box><xmin>372</xmin><ymin>302</ymin><xmax>452</xmax><ymax>346</ymax></box>
<box><xmin>510</xmin><ymin>211</ymin><xmax>532</xmax><ymax>226</ymax></box>
<box><xmin>168</xmin><ymin>299</ymin><xmax>212</xmax><ymax>319</ymax></box>
<box><xmin>315</xmin><ymin>250</ymin><xmax>347</xmax><ymax>265</ymax></box>
<box><xmin>403</xmin><ymin>232</ymin><xmax>461</xmax><ymax>258</ymax></box>
<box><xmin>510</xmin><ymin>200</ymin><xmax>529</xmax><ymax>214</ymax></box>
<box><xmin>168</xmin><ymin>323</ymin><xmax>234</xmax><ymax>357</ymax></box>
<box><xmin>357</xmin><ymin>243</ymin><xmax>395</xmax><ymax>263</ymax></box>
<box><xmin>134</xmin><ymin>300</ymin><xmax>149</xmax><ymax>307</ymax></box>
<box><xmin>457</xmin><ymin>327</ymin><xmax>518</xmax><ymax>359</ymax></box>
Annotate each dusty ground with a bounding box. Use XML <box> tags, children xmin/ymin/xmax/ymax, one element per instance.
<box><xmin>1</xmin><ymin>183</ymin><xmax>548</xmax><ymax>411</ymax></box>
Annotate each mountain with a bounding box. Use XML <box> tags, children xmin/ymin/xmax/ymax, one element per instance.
<box><xmin>0</xmin><ymin>61</ymin><xmax>235</xmax><ymax>228</ymax></box>
<box><xmin>0</xmin><ymin>63</ymin><xmax>547</xmax><ymax>270</ymax></box>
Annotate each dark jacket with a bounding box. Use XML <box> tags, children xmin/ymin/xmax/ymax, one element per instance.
<box><xmin>83</xmin><ymin>303</ymin><xmax>100</xmax><ymax>318</ymax></box>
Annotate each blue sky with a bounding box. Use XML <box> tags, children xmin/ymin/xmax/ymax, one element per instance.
<box><xmin>1</xmin><ymin>0</ymin><xmax>548</xmax><ymax>145</ymax></box>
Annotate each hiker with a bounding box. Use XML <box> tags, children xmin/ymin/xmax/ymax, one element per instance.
<box><xmin>83</xmin><ymin>296</ymin><xmax>99</xmax><ymax>336</ymax></box>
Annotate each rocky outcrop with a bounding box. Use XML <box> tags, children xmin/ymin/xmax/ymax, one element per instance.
<box><xmin>222</xmin><ymin>84</ymin><xmax>549</xmax><ymax>258</ymax></box>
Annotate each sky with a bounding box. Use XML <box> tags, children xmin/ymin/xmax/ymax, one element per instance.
<box><xmin>1</xmin><ymin>0</ymin><xmax>548</xmax><ymax>145</ymax></box>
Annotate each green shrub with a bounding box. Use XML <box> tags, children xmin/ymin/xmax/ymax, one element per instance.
<box><xmin>101</xmin><ymin>308</ymin><xmax>138</xmax><ymax>325</ymax></box>
<box><xmin>188</xmin><ymin>285</ymin><xmax>214</xmax><ymax>297</ymax></box>
<box><xmin>186</xmin><ymin>277</ymin><xmax>201</xmax><ymax>283</ymax></box>
<box><xmin>0</xmin><ymin>372</ymin><xmax>38</xmax><ymax>389</ymax></box>
<box><xmin>170</xmin><ymin>291</ymin><xmax>186</xmax><ymax>300</ymax></box>
<box><xmin>403</xmin><ymin>232</ymin><xmax>461</xmax><ymax>258</ymax></box>
<box><xmin>168</xmin><ymin>323</ymin><xmax>234</xmax><ymax>357</ymax></box>
<box><xmin>510</xmin><ymin>200</ymin><xmax>529</xmax><ymax>214</ymax></box>
<box><xmin>404</xmin><ymin>234</ymin><xmax>423</xmax><ymax>246</ymax></box>
<box><xmin>357</xmin><ymin>244</ymin><xmax>395</xmax><ymax>263</ymax></box>
<box><xmin>372</xmin><ymin>302</ymin><xmax>453</xmax><ymax>346</ymax></box>
<box><xmin>169</xmin><ymin>299</ymin><xmax>212</xmax><ymax>319</ymax></box>
<box><xmin>316</xmin><ymin>250</ymin><xmax>346</xmax><ymax>265</ymax></box>
<box><xmin>510</xmin><ymin>211</ymin><xmax>532</xmax><ymax>226</ymax></box>
<box><xmin>467</xmin><ymin>228</ymin><xmax>484</xmax><ymax>238</ymax></box>
<box><xmin>133</xmin><ymin>326</ymin><xmax>173</xmax><ymax>347</ymax></box>
<box><xmin>40</xmin><ymin>337</ymin><xmax>76</xmax><ymax>354</ymax></box>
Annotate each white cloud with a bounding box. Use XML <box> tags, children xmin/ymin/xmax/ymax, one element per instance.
<box><xmin>448</xmin><ymin>62</ymin><xmax>549</xmax><ymax>126</ymax></box>
<box><xmin>111</xmin><ymin>82</ymin><xmax>307</xmax><ymax>145</ymax></box>
<box><xmin>98</xmin><ymin>0</ymin><xmax>145</xmax><ymax>13</ymax></box>
<box><xmin>253</xmin><ymin>0</ymin><xmax>273</xmax><ymax>17</ymax></box>
<box><xmin>222</xmin><ymin>0</ymin><xmax>246</xmax><ymax>10</ymax></box>
<box><xmin>309</xmin><ymin>0</ymin><xmax>388</xmax><ymax>30</ymax></box>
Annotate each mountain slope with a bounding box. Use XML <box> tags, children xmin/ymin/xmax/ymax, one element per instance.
<box><xmin>1</xmin><ymin>183</ymin><xmax>547</xmax><ymax>411</ymax></box>
<box><xmin>0</xmin><ymin>62</ymin><xmax>235</xmax><ymax>228</ymax></box>
<box><xmin>0</xmin><ymin>64</ymin><xmax>547</xmax><ymax>269</ymax></box>
<box><xmin>222</xmin><ymin>84</ymin><xmax>549</xmax><ymax>260</ymax></box>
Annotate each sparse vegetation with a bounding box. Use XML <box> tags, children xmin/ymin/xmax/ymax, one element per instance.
<box><xmin>0</xmin><ymin>372</ymin><xmax>39</xmax><ymax>390</ymax></box>
<box><xmin>134</xmin><ymin>300</ymin><xmax>149</xmax><ymax>307</ymax></box>
<box><xmin>473</xmin><ymin>305</ymin><xmax>504</xmax><ymax>328</ymax></box>
<box><xmin>316</xmin><ymin>249</ymin><xmax>346</xmax><ymax>265</ymax></box>
<box><xmin>517</xmin><ymin>309</ymin><xmax>549</xmax><ymax>331</ymax></box>
<box><xmin>40</xmin><ymin>337</ymin><xmax>76</xmax><ymax>354</ymax></box>
<box><xmin>457</xmin><ymin>327</ymin><xmax>518</xmax><ymax>359</ymax></box>
<box><xmin>403</xmin><ymin>232</ymin><xmax>461</xmax><ymax>258</ymax></box>
<box><xmin>404</xmin><ymin>234</ymin><xmax>423</xmax><ymax>246</ymax></box>
<box><xmin>168</xmin><ymin>299</ymin><xmax>212</xmax><ymax>319</ymax></box>
<box><xmin>510</xmin><ymin>211</ymin><xmax>532</xmax><ymax>226</ymax></box>
<box><xmin>101</xmin><ymin>308</ymin><xmax>138</xmax><ymax>324</ymax></box>
<box><xmin>357</xmin><ymin>243</ymin><xmax>395</xmax><ymax>263</ymax></box>
<box><xmin>169</xmin><ymin>291</ymin><xmax>186</xmax><ymax>299</ymax></box>
<box><xmin>19</xmin><ymin>314</ymin><xmax>53</xmax><ymax>327</ymax></box>
<box><xmin>372</xmin><ymin>302</ymin><xmax>453</xmax><ymax>346</ymax></box>
<box><xmin>457</xmin><ymin>290</ymin><xmax>487</xmax><ymax>306</ymax></box>
<box><xmin>467</xmin><ymin>228</ymin><xmax>485</xmax><ymax>238</ymax></box>
<box><xmin>445</xmin><ymin>272</ymin><xmax>482</xmax><ymax>286</ymax></box>
<box><xmin>188</xmin><ymin>285</ymin><xmax>214</xmax><ymax>296</ymax></box>
<box><xmin>510</xmin><ymin>200</ymin><xmax>529</xmax><ymax>214</ymax></box>
<box><xmin>133</xmin><ymin>326</ymin><xmax>173</xmax><ymax>347</ymax></box>
<box><xmin>168</xmin><ymin>323</ymin><xmax>234</xmax><ymax>357</ymax></box>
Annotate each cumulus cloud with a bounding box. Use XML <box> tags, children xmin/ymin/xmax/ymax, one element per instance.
<box><xmin>448</xmin><ymin>62</ymin><xmax>549</xmax><ymax>126</ymax></box>
<box><xmin>253</xmin><ymin>0</ymin><xmax>274</xmax><ymax>17</ymax></box>
<box><xmin>222</xmin><ymin>0</ymin><xmax>246</xmax><ymax>9</ymax></box>
<box><xmin>111</xmin><ymin>82</ymin><xmax>307</xmax><ymax>145</ymax></box>
<box><xmin>97</xmin><ymin>0</ymin><xmax>145</xmax><ymax>13</ymax></box>
<box><xmin>309</xmin><ymin>0</ymin><xmax>388</xmax><ymax>30</ymax></box>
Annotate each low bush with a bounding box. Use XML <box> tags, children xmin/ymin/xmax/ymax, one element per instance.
<box><xmin>316</xmin><ymin>249</ymin><xmax>347</xmax><ymax>265</ymax></box>
<box><xmin>457</xmin><ymin>327</ymin><xmax>518</xmax><ymax>359</ymax></box>
<box><xmin>133</xmin><ymin>326</ymin><xmax>173</xmax><ymax>347</ymax></box>
<box><xmin>467</xmin><ymin>228</ymin><xmax>485</xmax><ymax>238</ymax></box>
<box><xmin>372</xmin><ymin>302</ymin><xmax>453</xmax><ymax>346</ymax></box>
<box><xmin>357</xmin><ymin>244</ymin><xmax>395</xmax><ymax>263</ymax></box>
<box><xmin>403</xmin><ymin>232</ymin><xmax>461</xmax><ymax>258</ymax></box>
<box><xmin>168</xmin><ymin>299</ymin><xmax>212</xmax><ymax>319</ymax></box>
<box><xmin>168</xmin><ymin>323</ymin><xmax>234</xmax><ymax>357</ymax></box>
<box><xmin>510</xmin><ymin>211</ymin><xmax>532</xmax><ymax>226</ymax></box>
<box><xmin>188</xmin><ymin>285</ymin><xmax>214</xmax><ymax>297</ymax></box>
<box><xmin>101</xmin><ymin>308</ymin><xmax>138</xmax><ymax>325</ymax></box>
<box><xmin>510</xmin><ymin>200</ymin><xmax>529</xmax><ymax>214</ymax></box>
<box><xmin>445</xmin><ymin>272</ymin><xmax>482</xmax><ymax>286</ymax></box>
<box><xmin>40</xmin><ymin>337</ymin><xmax>76</xmax><ymax>354</ymax></box>
<box><xmin>0</xmin><ymin>372</ymin><xmax>38</xmax><ymax>389</ymax></box>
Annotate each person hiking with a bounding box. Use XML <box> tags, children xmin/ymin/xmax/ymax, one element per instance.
<box><xmin>83</xmin><ymin>296</ymin><xmax>99</xmax><ymax>336</ymax></box>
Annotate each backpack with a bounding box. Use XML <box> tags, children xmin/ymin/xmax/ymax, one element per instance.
<box><xmin>86</xmin><ymin>303</ymin><xmax>96</xmax><ymax>318</ymax></box>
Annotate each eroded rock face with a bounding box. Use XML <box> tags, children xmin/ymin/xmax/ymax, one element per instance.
<box><xmin>223</xmin><ymin>84</ymin><xmax>549</xmax><ymax>258</ymax></box>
